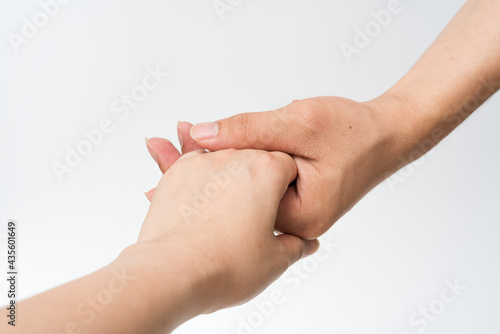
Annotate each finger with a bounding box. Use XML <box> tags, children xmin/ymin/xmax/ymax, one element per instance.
<box><xmin>189</xmin><ymin>105</ymin><xmax>304</xmax><ymax>154</ymax></box>
<box><xmin>178</xmin><ymin>121</ymin><xmax>204</xmax><ymax>154</ymax></box>
<box><xmin>144</xmin><ymin>149</ymin><xmax>206</xmax><ymax>203</ymax></box>
<box><xmin>246</xmin><ymin>150</ymin><xmax>298</xmax><ymax>212</ymax></box>
<box><xmin>176</xmin><ymin>148</ymin><xmax>207</xmax><ymax>162</ymax></box>
<box><xmin>276</xmin><ymin>234</ymin><xmax>320</xmax><ymax>267</ymax></box>
<box><xmin>267</xmin><ymin>151</ymin><xmax>298</xmax><ymax>198</ymax></box>
<box><xmin>145</xmin><ymin>188</ymin><xmax>155</xmax><ymax>202</ymax></box>
<box><xmin>275</xmin><ymin>186</ymin><xmax>309</xmax><ymax>238</ymax></box>
<box><xmin>274</xmin><ymin>156</ymin><xmax>331</xmax><ymax>239</ymax></box>
<box><xmin>146</xmin><ymin>137</ymin><xmax>181</xmax><ymax>173</ymax></box>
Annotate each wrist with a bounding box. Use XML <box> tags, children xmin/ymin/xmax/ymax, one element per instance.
<box><xmin>365</xmin><ymin>90</ymin><xmax>426</xmax><ymax>173</ymax></box>
<box><xmin>116</xmin><ymin>241</ymin><xmax>220</xmax><ymax>330</ymax></box>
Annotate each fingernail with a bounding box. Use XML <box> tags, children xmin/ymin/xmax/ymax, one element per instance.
<box><xmin>190</xmin><ymin>122</ymin><xmax>218</xmax><ymax>140</ymax></box>
<box><xmin>145</xmin><ymin>138</ymin><xmax>159</xmax><ymax>164</ymax></box>
<box><xmin>177</xmin><ymin>121</ymin><xmax>184</xmax><ymax>147</ymax></box>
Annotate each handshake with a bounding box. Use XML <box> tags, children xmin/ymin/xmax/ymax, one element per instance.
<box><xmin>7</xmin><ymin>94</ymin><xmax>434</xmax><ymax>334</ymax></box>
<box><xmin>7</xmin><ymin>2</ymin><xmax>500</xmax><ymax>332</ymax></box>
<box><xmin>10</xmin><ymin>90</ymin><xmax>495</xmax><ymax>333</ymax></box>
<box><xmin>135</xmin><ymin>96</ymin><xmax>411</xmax><ymax>326</ymax></box>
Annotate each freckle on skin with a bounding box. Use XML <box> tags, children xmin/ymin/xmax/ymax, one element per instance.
<box><xmin>349</xmin><ymin>126</ymin><xmax>352</xmax><ymax>129</ymax></box>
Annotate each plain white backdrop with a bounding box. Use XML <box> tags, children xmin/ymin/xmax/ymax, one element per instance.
<box><xmin>1</xmin><ymin>0</ymin><xmax>499</xmax><ymax>333</ymax></box>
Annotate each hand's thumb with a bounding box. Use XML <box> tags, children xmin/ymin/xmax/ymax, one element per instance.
<box><xmin>190</xmin><ymin>110</ymin><xmax>294</xmax><ymax>152</ymax></box>
<box><xmin>276</xmin><ymin>234</ymin><xmax>320</xmax><ymax>267</ymax></box>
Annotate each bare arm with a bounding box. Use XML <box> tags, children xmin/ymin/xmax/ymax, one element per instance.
<box><xmin>380</xmin><ymin>0</ymin><xmax>500</xmax><ymax>161</ymax></box>
<box><xmin>2</xmin><ymin>149</ymin><xmax>316</xmax><ymax>334</ymax></box>
<box><xmin>169</xmin><ymin>0</ymin><xmax>500</xmax><ymax>239</ymax></box>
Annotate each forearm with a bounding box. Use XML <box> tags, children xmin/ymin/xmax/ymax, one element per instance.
<box><xmin>377</xmin><ymin>0</ymin><xmax>500</xmax><ymax>162</ymax></box>
<box><xmin>4</xmin><ymin>244</ymin><xmax>206</xmax><ymax>334</ymax></box>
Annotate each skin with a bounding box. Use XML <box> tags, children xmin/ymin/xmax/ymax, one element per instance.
<box><xmin>3</xmin><ymin>0</ymin><xmax>500</xmax><ymax>333</ymax></box>
<box><xmin>147</xmin><ymin>0</ymin><xmax>500</xmax><ymax>239</ymax></box>
<box><xmin>4</xmin><ymin>149</ymin><xmax>318</xmax><ymax>334</ymax></box>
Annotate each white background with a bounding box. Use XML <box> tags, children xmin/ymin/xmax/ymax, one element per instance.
<box><xmin>1</xmin><ymin>0</ymin><xmax>499</xmax><ymax>333</ymax></box>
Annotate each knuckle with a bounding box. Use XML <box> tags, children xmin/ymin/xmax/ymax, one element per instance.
<box><xmin>181</xmin><ymin>149</ymin><xmax>205</xmax><ymax>159</ymax></box>
<box><xmin>260</xmin><ymin>109</ymin><xmax>286</xmax><ymax>141</ymax></box>
<box><xmin>292</xmin><ymin>240</ymin><xmax>307</xmax><ymax>264</ymax></box>
<box><xmin>208</xmin><ymin>148</ymin><xmax>239</xmax><ymax>168</ymax></box>
<box><xmin>255</xmin><ymin>151</ymin><xmax>278</xmax><ymax>169</ymax></box>
<box><xmin>220</xmin><ymin>147</ymin><xmax>238</xmax><ymax>157</ymax></box>
<box><xmin>292</xmin><ymin>100</ymin><xmax>325</xmax><ymax>139</ymax></box>
<box><xmin>281</xmin><ymin>238</ymin><xmax>306</xmax><ymax>268</ymax></box>
<box><xmin>229</xmin><ymin>113</ymin><xmax>252</xmax><ymax>144</ymax></box>
<box><xmin>230</xmin><ymin>111</ymin><xmax>279</xmax><ymax>148</ymax></box>
<box><xmin>244</xmin><ymin>151</ymin><xmax>280</xmax><ymax>180</ymax></box>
